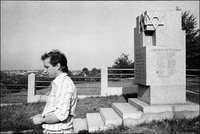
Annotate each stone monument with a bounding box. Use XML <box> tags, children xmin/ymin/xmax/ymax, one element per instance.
<box><xmin>132</xmin><ymin>10</ymin><xmax>199</xmax><ymax>114</ymax></box>
<box><xmin>134</xmin><ymin>10</ymin><xmax>186</xmax><ymax>105</ymax></box>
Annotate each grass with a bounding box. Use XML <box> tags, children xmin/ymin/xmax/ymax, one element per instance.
<box><xmin>93</xmin><ymin>116</ymin><xmax>200</xmax><ymax>134</ymax></box>
<box><xmin>76</xmin><ymin>94</ymin><xmax>136</xmax><ymax>118</ymax></box>
<box><xmin>0</xmin><ymin>103</ymin><xmax>45</xmax><ymax>133</ymax></box>
<box><xmin>0</xmin><ymin>95</ymin><xmax>129</xmax><ymax>133</ymax></box>
<box><xmin>0</xmin><ymin>81</ymin><xmax>102</xmax><ymax>103</ymax></box>
<box><xmin>1</xmin><ymin>92</ymin><xmax>199</xmax><ymax>133</ymax></box>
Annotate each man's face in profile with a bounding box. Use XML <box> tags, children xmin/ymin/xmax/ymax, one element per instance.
<box><xmin>43</xmin><ymin>58</ymin><xmax>58</xmax><ymax>78</ymax></box>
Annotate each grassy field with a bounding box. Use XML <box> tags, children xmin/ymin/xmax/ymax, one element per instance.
<box><xmin>0</xmin><ymin>77</ymin><xmax>199</xmax><ymax>133</ymax></box>
<box><xmin>0</xmin><ymin>93</ymin><xmax>199</xmax><ymax>134</ymax></box>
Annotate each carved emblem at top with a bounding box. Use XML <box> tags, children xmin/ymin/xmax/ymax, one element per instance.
<box><xmin>140</xmin><ymin>11</ymin><xmax>164</xmax><ymax>32</ymax></box>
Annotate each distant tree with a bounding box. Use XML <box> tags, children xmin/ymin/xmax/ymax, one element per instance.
<box><xmin>89</xmin><ymin>68</ymin><xmax>101</xmax><ymax>76</ymax></box>
<box><xmin>88</xmin><ymin>68</ymin><xmax>101</xmax><ymax>82</ymax></box>
<box><xmin>111</xmin><ymin>53</ymin><xmax>134</xmax><ymax>79</ymax></box>
<box><xmin>177</xmin><ymin>7</ymin><xmax>200</xmax><ymax>68</ymax></box>
<box><xmin>112</xmin><ymin>53</ymin><xmax>134</xmax><ymax>68</ymax></box>
<box><xmin>82</xmin><ymin>68</ymin><xmax>89</xmax><ymax>76</ymax></box>
<box><xmin>91</xmin><ymin>68</ymin><xmax>98</xmax><ymax>73</ymax></box>
<box><xmin>0</xmin><ymin>83</ymin><xmax>11</xmax><ymax>96</ymax></box>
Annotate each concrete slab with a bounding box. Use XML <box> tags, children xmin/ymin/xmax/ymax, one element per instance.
<box><xmin>99</xmin><ymin>108</ymin><xmax>122</xmax><ymax>127</ymax></box>
<box><xmin>73</xmin><ymin>118</ymin><xmax>88</xmax><ymax>133</ymax></box>
<box><xmin>86</xmin><ymin>113</ymin><xmax>105</xmax><ymax>132</ymax></box>
<box><xmin>129</xmin><ymin>98</ymin><xmax>200</xmax><ymax>113</ymax></box>
<box><xmin>112</xmin><ymin>103</ymin><xmax>142</xmax><ymax>119</ymax></box>
<box><xmin>173</xmin><ymin>101</ymin><xmax>200</xmax><ymax>111</ymax></box>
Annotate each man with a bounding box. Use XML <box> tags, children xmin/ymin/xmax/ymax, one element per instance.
<box><xmin>30</xmin><ymin>49</ymin><xmax>78</xmax><ymax>133</ymax></box>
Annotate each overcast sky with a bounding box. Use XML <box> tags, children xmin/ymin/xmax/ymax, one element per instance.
<box><xmin>1</xmin><ymin>1</ymin><xmax>199</xmax><ymax>71</ymax></box>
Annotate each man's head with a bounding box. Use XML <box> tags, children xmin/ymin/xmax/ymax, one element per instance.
<box><xmin>41</xmin><ymin>49</ymin><xmax>68</xmax><ymax>78</ymax></box>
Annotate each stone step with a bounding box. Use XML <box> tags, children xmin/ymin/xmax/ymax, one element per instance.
<box><xmin>129</xmin><ymin>98</ymin><xmax>174</xmax><ymax>113</ymax></box>
<box><xmin>112</xmin><ymin>103</ymin><xmax>142</xmax><ymax>119</ymax></box>
<box><xmin>73</xmin><ymin>118</ymin><xmax>88</xmax><ymax>133</ymax></box>
<box><xmin>128</xmin><ymin>98</ymin><xmax>150</xmax><ymax>112</ymax></box>
<box><xmin>129</xmin><ymin>98</ymin><xmax>200</xmax><ymax>113</ymax></box>
<box><xmin>99</xmin><ymin>108</ymin><xmax>122</xmax><ymax>128</ymax></box>
<box><xmin>86</xmin><ymin>113</ymin><xmax>105</xmax><ymax>132</ymax></box>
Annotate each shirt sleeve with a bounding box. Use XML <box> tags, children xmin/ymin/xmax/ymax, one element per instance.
<box><xmin>53</xmin><ymin>80</ymin><xmax>74</xmax><ymax>122</ymax></box>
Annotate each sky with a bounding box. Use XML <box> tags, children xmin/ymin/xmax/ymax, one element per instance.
<box><xmin>1</xmin><ymin>1</ymin><xmax>199</xmax><ymax>71</ymax></box>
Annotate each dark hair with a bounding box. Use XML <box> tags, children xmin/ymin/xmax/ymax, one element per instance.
<box><xmin>41</xmin><ymin>49</ymin><xmax>69</xmax><ymax>73</ymax></box>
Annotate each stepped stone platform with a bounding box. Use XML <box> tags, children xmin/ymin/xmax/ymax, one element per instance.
<box><xmin>73</xmin><ymin>98</ymin><xmax>199</xmax><ymax>133</ymax></box>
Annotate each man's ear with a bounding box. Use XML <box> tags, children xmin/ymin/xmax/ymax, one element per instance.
<box><xmin>56</xmin><ymin>63</ymin><xmax>61</xmax><ymax>70</ymax></box>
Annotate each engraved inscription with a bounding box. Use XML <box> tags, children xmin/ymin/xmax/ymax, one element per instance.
<box><xmin>151</xmin><ymin>48</ymin><xmax>181</xmax><ymax>77</ymax></box>
<box><xmin>135</xmin><ymin>49</ymin><xmax>145</xmax><ymax>82</ymax></box>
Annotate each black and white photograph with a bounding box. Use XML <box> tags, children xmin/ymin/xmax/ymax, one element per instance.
<box><xmin>1</xmin><ymin>1</ymin><xmax>199</xmax><ymax>133</ymax></box>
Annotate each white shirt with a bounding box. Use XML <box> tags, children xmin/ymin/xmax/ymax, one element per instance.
<box><xmin>42</xmin><ymin>73</ymin><xmax>77</xmax><ymax>131</ymax></box>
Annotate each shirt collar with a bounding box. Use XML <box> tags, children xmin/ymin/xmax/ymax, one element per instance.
<box><xmin>52</xmin><ymin>73</ymin><xmax>67</xmax><ymax>85</ymax></box>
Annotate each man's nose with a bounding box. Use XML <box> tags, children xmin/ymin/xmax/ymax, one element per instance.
<box><xmin>44</xmin><ymin>69</ymin><xmax>47</xmax><ymax>73</ymax></box>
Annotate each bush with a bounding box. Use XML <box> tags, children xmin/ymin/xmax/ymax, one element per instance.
<box><xmin>0</xmin><ymin>83</ymin><xmax>11</xmax><ymax>96</ymax></box>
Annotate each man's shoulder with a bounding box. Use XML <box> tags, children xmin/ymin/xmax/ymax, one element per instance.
<box><xmin>62</xmin><ymin>75</ymin><xmax>75</xmax><ymax>86</ymax></box>
<box><xmin>62</xmin><ymin>75</ymin><xmax>72</xmax><ymax>81</ymax></box>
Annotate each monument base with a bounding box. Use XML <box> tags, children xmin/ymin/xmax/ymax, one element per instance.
<box><xmin>129</xmin><ymin>98</ymin><xmax>199</xmax><ymax>113</ymax></box>
<box><xmin>138</xmin><ymin>84</ymin><xmax>186</xmax><ymax>105</ymax></box>
<box><xmin>123</xmin><ymin>98</ymin><xmax>200</xmax><ymax>127</ymax></box>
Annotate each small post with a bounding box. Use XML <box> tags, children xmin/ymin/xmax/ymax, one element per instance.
<box><xmin>101</xmin><ymin>67</ymin><xmax>108</xmax><ymax>96</ymax></box>
<box><xmin>28</xmin><ymin>73</ymin><xmax>36</xmax><ymax>103</ymax></box>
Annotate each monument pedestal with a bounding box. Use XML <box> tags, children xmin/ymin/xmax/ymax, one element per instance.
<box><xmin>138</xmin><ymin>84</ymin><xmax>186</xmax><ymax>105</ymax></box>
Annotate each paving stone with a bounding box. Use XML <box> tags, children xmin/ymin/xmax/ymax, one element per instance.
<box><xmin>99</xmin><ymin>108</ymin><xmax>122</xmax><ymax>127</ymax></box>
<box><xmin>86</xmin><ymin>113</ymin><xmax>105</xmax><ymax>132</ymax></box>
<box><xmin>112</xmin><ymin>103</ymin><xmax>142</xmax><ymax>119</ymax></box>
<box><xmin>73</xmin><ymin>118</ymin><xmax>88</xmax><ymax>133</ymax></box>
